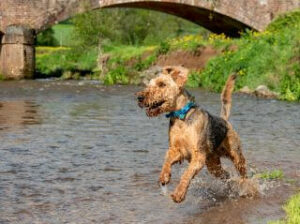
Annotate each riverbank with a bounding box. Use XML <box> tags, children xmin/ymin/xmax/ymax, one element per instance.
<box><xmin>34</xmin><ymin>10</ymin><xmax>299</xmax><ymax>101</ymax></box>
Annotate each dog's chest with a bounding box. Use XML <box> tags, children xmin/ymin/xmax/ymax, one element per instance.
<box><xmin>169</xmin><ymin>119</ymin><xmax>197</xmax><ymax>151</ymax></box>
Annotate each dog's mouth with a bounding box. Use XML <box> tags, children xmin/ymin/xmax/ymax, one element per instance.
<box><xmin>145</xmin><ymin>100</ymin><xmax>165</xmax><ymax>116</ymax></box>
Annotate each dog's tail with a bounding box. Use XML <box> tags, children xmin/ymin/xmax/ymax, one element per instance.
<box><xmin>220</xmin><ymin>74</ymin><xmax>237</xmax><ymax>121</ymax></box>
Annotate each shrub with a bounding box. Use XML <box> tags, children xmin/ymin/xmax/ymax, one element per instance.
<box><xmin>104</xmin><ymin>65</ymin><xmax>129</xmax><ymax>85</ymax></box>
<box><xmin>157</xmin><ymin>41</ymin><xmax>170</xmax><ymax>55</ymax></box>
<box><xmin>36</xmin><ymin>28</ymin><xmax>58</xmax><ymax>46</ymax></box>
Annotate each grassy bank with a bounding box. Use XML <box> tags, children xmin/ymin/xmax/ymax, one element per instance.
<box><xmin>36</xmin><ymin>10</ymin><xmax>300</xmax><ymax>101</ymax></box>
<box><xmin>269</xmin><ymin>192</ymin><xmax>300</xmax><ymax>224</ymax></box>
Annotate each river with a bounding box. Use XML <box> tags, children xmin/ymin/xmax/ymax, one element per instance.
<box><xmin>0</xmin><ymin>80</ymin><xmax>299</xmax><ymax>224</ymax></box>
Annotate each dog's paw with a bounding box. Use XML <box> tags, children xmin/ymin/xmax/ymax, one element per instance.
<box><xmin>170</xmin><ymin>190</ymin><xmax>186</xmax><ymax>203</ymax></box>
<box><xmin>159</xmin><ymin>171</ymin><xmax>171</xmax><ymax>185</ymax></box>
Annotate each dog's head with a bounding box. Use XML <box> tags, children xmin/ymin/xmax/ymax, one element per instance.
<box><xmin>136</xmin><ymin>66</ymin><xmax>189</xmax><ymax>117</ymax></box>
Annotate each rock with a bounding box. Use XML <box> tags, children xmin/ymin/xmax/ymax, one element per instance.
<box><xmin>140</xmin><ymin>66</ymin><xmax>163</xmax><ymax>86</ymax></box>
<box><xmin>254</xmin><ymin>85</ymin><xmax>279</xmax><ymax>99</ymax></box>
<box><xmin>239</xmin><ymin>86</ymin><xmax>252</xmax><ymax>94</ymax></box>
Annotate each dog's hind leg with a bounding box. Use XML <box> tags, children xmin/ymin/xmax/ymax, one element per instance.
<box><xmin>224</xmin><ymin>131</ymin><xmax>247</xmax><ymax>178</ymax></box>
<box><xmin>206</xmin><ymin>154</ymin><xmax>230</xmax><ymax>180</ymax></box>
<box><xmin>159</xmin><ymin>147</ymin><xmax>182</xmax><ymax>185</ymax></box>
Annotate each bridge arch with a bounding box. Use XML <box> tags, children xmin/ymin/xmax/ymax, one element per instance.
<box><xmin>37</xmin><ymin>0</ymin><xmax>259</xmax><ymax>37</ymax></box>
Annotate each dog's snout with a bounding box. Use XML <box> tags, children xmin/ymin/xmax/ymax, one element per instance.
<box><xmin>137</xmin><ymin>95</ymin><xmax>145</xmax><ymax>102</ymax></box>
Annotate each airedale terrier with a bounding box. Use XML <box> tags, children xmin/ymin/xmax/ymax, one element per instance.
<box><xmin>136</xmin><ymin>66</ymin><xmax>247</xmax><ymax>203</ymax></box>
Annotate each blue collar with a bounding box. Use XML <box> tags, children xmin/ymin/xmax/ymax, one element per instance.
<box><xmin>166</xmin><ymin>101</ymin><xmax>196</xmax><ymax>120</ymax></box>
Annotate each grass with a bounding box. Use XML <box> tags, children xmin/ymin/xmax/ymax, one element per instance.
<box><xmin>185</xmin><ymin>10</ymin><xmax>300</xmax><ymax>101</ymax></box>
<box><xmin>103</xmin><ymin>45</ymin><xmax>156</xmax><ymax>61</ymax></box>
<box><xmin>36</xmin><ymin>47</ymin><xmax>97</xmax><ymax>77</ymax></box>
<box><xmin>268</xmin><ymin>192</ymin><xmax>300</xmax><ymax>224</ymax></box>
<box><xmin>256</xmin><ymin>169</ymin><xmax>284</xmax><ymax>180</ymax></box>
<box><xmin>52</xmin><ymin>24</ymin><xmax>76</xmax><ymax>47</ymax></box>
<box><xmin>35</xmin><ymin>11</ymin><xmax>300</xmax><ymax>101</ymax></box>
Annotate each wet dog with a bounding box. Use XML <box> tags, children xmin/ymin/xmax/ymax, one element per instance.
<box><xmin>136</xmin><ymin>66</ymin><xmax>247</xmax><ymax>203</ymax></box>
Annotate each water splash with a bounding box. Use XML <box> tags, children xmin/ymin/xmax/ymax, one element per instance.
<box><xmin>189</xmin><ymin>165</ymin><xmax>280</xmax><ymax>203</ymax></box>
<box><xmin>160</xmin><ymin>183</ymin><xmax>168</xmax><ymax>196</ymax></box>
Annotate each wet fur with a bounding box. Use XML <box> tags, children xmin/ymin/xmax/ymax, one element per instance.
<box><xmin>136</xmin><ymin>67</ymin><xmax>246</xmax><ymax>203</ymax></box>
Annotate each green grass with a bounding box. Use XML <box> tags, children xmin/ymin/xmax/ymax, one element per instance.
<box><xmin>36</xmin><ymin>47</ymin><xmax>97</xmax><ymax>77</ymax></box>
<box><xmin>268</xmin><ymin>192</ymin><xmax>300</xmax><ymax>224</ymax></box>
<box><xmin>103</xmin><ymin>45</ymin><xmax>156</xmax><ymax>61</ymax></box>
<box><xmin>52</xmin><ymin>24</ymin><xmax>76</xmax><ymax>47</ymax></box>
<box><xmin>256</xmin><ymin>169</ymin><xmax>284</xmax><ymax>180</ymax></box>
<box><xmin>35</xmin><ymin>11</ymin><xmax>300</xmax><ymax>101</ymax></box>
<box><xmin>185</xmin><ymin>10</ymin><xmax>300</xmax><ymax>101</ymax></box>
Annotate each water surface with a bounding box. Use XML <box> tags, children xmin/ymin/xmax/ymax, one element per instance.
<box><xmin>0</xmin><ymin>80</ymin><xmax>299</xmax><ymax>224</ymax></box>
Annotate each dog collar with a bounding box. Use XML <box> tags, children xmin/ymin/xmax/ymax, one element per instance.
<box><xmin>166</xmin><ymin>101</ymin><xmax>196</xmax><ymax>120</ymax></box>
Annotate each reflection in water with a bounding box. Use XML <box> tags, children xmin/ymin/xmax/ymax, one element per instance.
<box><xmin>0</xmin><ymin>80</ymin><xmax>299</xmax><ymax>224</ymax></box>
<box><xmin>0</xmin><ymin>101</ymin><xmax>41</xmax><ymax>131</ymax></box>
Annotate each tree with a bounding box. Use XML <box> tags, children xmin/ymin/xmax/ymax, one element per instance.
<box><xmin>36</xmin><ymin>28</ymin><xmax>58</xmax><ymax>46</ymax></box>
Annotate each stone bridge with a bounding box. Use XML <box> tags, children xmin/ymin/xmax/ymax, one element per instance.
<box><xmin>0</xmin><ymin>0</ymin><xmax>299</xmax><ymax>79</ymax></box>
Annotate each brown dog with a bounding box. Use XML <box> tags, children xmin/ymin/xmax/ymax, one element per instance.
<box><xmin>136</xmin><ymin>66</ymin><xmax>247</xmax><ymax>203</ymax></box>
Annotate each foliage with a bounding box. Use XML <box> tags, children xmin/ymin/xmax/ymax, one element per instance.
<box><xmin>52</xmin><ymin>24</ymin><xmax>75</xmax><ymax>47</ymax></box>
<box><xmin>36</xmin><ymin>9</ymin><xmax>300</xmax><ymax>101</ymax></box>
<box><xmin>36</xmin><ymin>28</ymin><xmax>58</xmax><ymax>46</ymax></box>
<box><xmin>157</xmin><ymin>41</ymin><xmax>170</xmax><ymax>55</ymax></box>
<box><xmin>269</xmin><ymin>192</ymin><xmax>300</xmax><ymax>224</ymax></box>
<box><xmin>72</xmin><ymin>8</ymin><xmax>208</xmax><ymax>47</ymax></box>
<box><xmin>134</xmin><ymin>55</ymin><xmax>157</xmax><ymax>71</ymax></box>
<box><xmin>184</xmin><ymin>10</ymin><xmax>300</xmax><ymax>101</ymax></box>
<box><xmin>267</xmin><ymin>10</ymin><xmax>300</xmax><ymax>33</ymax></box>
<box><xmin>36</xmin><ymin>47</ymin><xmax>97</xmax><ymax>77</ymax></box>
<box><xmin>104</xmin><ymin>65</ymin><xmax>129</xmax><ymax>85</ymax></box>
<box><xmin>256</xmin><ymin>169</ymin><xmax>284</xmax><ymax>180</ymax></box>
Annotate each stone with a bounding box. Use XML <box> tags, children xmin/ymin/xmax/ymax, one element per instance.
<box><xmin>0</xmin><ymin>25</ymin><xmax>35</xmax><ymax>79</ymax></box>
<box><xmin>254</xmin><ymin>85</ymin><xmax>279</xmax><ymax>99</ymax></box>
<box><xmin>239</xmin><ymin>86</ymin><xmax>252</xmax><ymax>94</ymax></box>
<box><xmin>140</xmin><ymin>66</ymin><xmax>162</xmax><ymax>86</ymax></box>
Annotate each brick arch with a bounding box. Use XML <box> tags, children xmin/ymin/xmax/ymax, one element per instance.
<box><xmin>36</xmin><ymin>0</ymin><xmax>258</xmax><ymax>37</ymax></box>
<box><xmin>100</xmin><ymin>2</ymin><xmax>253</xmax><ymax>37</ymax></box>
<box><xmin>1</xmin><ymin>0</ymin><xmax>299</xmax><ymax>37</ymax></box>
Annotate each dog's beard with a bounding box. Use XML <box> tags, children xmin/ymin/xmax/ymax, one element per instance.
<box><xmin>146</xmin><ymin>106</ymin><xmax>162</xmax><ymax>117</ymax></box>
<box><xmin>143</xmin><ymin>100</ymin><xmax>165</xmax><ymax>117</ymax></box>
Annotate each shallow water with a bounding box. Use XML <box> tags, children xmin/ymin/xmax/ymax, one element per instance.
<box><xmin>0</xmin><ymin>80</ymin><xmax>299</xmax><ymax>224</ymax></box>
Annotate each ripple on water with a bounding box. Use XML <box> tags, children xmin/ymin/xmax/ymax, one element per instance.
<box><xmin>0</xmin><ymin>81</ymin><xmax>299</xmax><ymax>224</ymax></box>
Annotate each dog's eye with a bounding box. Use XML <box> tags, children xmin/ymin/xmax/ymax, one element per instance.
<box><xmin>158</xmin><ymin>82</ymin><xmax>166</xmax><ymax>88</ymax></box>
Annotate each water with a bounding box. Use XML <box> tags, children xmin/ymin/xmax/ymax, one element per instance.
<box><xmin>0</xmin><ymin>80</ymin><xmax>299</xmax><ymax>224</ymax></box>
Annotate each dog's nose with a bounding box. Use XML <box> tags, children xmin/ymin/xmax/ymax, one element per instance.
<box><xmin>137</xmin><ymin>95</ymin><xmax>145</xmax><ymax>102</ymax></box>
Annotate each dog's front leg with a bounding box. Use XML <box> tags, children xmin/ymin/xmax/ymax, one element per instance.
<box><xmin>159</xmin><ymin>147</ymin><xmax>181</xmax><ymax>185</ymax></box>
<box><xmin>171</xmin><ymin>150</ymin><xmax>205</xmax><ymax>203</ymax></box>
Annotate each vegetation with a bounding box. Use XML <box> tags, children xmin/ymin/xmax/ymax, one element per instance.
<box><xmin>268</xmin><ymin>192</ymin><xmax>300</xmax><ymax>224</ymax></box>
<box><xmin>256</xmin><ymin>169</ymin><xmax>284</xmax><ymax>180</ymax></box>
<box><xmin>185</xmin><ymin>11</ymin><xmax>300</xmax><ymax>101</ymax></box>
<box><xmin>35</xmin><ymin>9</ymin><xmax>300</xmax><ymax>101</ymax></box>
<box><xmin>36</xmin><ymin>28</ymin><xmax>58</xmax><ymax>46</ymax></box>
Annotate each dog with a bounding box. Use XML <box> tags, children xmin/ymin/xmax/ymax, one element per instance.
<box><xmin>136</xmin><ymin>66</ymin><xmax>247</xmax><ymax>203</ymax></box>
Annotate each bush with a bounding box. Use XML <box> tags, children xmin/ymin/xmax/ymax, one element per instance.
<box><xmin>36</xmin><ymin>28</ymin><xmax>58</xmax><ymax>46</ymax></box>
<box><xmin>186</xmin><ymin>10</ymin><xmax>300</xmax><ymax>101</ymax></box>
<box><xmin>157</xmin><ymin>41</ymin><xmax>170</xmax><ymax>55</ymax></box>
<box><xmin>104</xmin><ymin>65</ymin><xmax>129</xmax><ymax>85</ymax></box>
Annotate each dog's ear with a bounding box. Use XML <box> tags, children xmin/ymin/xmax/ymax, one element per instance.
<box><xmin>163</xmin><ymin>66</ymin><xmax>189</xmax><ymax>87</ymax></box>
